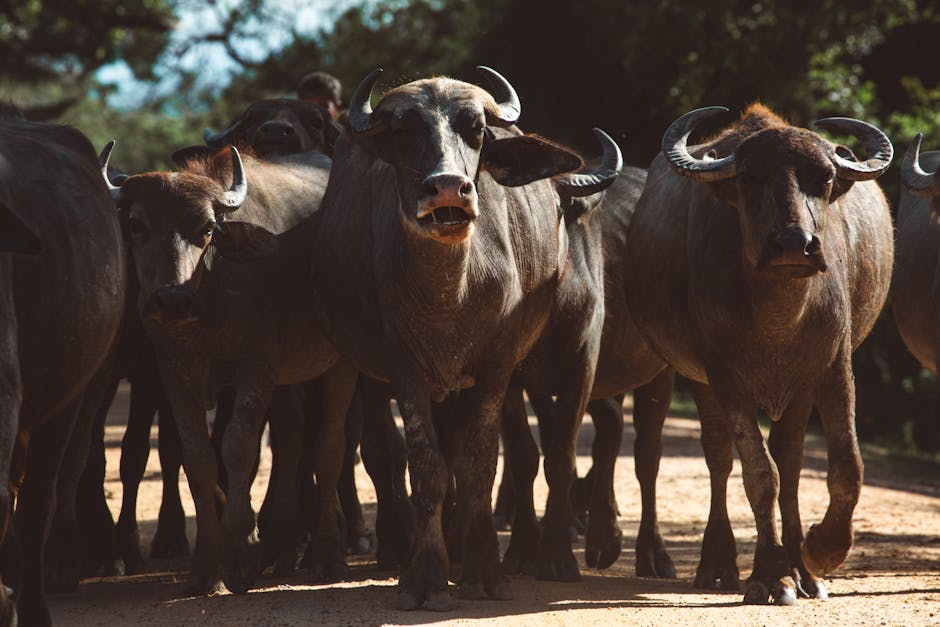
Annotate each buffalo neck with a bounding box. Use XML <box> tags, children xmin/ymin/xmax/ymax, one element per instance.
<box><xmin>399</xmin><ymin>225</ymin><xmax>472</xmax><ymax>316</ymax></box>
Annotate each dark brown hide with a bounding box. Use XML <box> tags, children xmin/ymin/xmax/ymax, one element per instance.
<box><xmin>0</xmin><ymin>111</ymin><xmax>125</xmax><ymax>627</ymax></box>
<box><xmin>310</xmin><ymin>70</ymin><xmax>582</xmax><ymax>610</ymax></box>
<box><xmin>893</xmin><ymin>142</ymin><xmax>940</xmax><ymax>374</ymax></box>
<box><xmin>625</xmin><ymin>105</ymin><xmax>893</xmax><ymax>604</ymax></box>
<box><xmin>115</xmin><ymin>146</ymin><xmax>355</xmax><ymax>595</ymax></box>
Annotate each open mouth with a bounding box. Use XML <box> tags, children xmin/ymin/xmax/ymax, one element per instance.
<box><xmin>418</xmin><ymin>206</ymin><xmax>474</xmax><ymax>227</ymax></box>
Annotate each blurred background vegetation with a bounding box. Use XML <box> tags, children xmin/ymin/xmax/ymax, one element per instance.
<box><xmin>2</xmin><ymin>0</ymin><xmax>939</xmax><ymax>453</ymax></box>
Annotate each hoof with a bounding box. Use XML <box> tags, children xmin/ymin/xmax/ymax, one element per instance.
<box><xmin>536</xmin><ymin>542</ymin><xmax>581</xmax><ymax>582</ymax></box>
<box><xmin>348</xmin><ymin>533</ymin><xmax>375</xmax><ymax>556</ymax></box>
<box><xmin>743</xmin><ymin>581</ymin><xmax>771</xmax><ymax>605</ymax></box>
<box><xmin>150</xmin><ymin>533</ymin><xmax>190</xmax><ymax>559</ymax></box>
<box><xmin>184</xmin><ymin>570</ymin><xmax>226</xmax><ymax>597</ymax></box>
<box><xmin>635</xmin><ymin>537</ymin><xmax>676</xmax><ymax>578</ymax></box>
<box><xmin>458</xmin><ymin>582</ymin><xmax>487</xmax><ymax>600</ymax></box>
<box><xmin>502</xmin><ymin>536</ymin><xmax>539</xmax><ymax>576</ymax></box>
<box><xmin>488</xmin><ymin>576</ymin><xmax>513</xmax><ymax>600</ymax></box>
<box><xmin>396</xmin><ymin>590</ymin><xmax>421</xmax><ymax>611</ymax></box>
<box><xmin>426</xmin><ymin>590</ymin><xmax>454</xmax><ymax>611</ymax></box>
<box><xmin>694</xmin><ymin>559</ymin><xmax>740</xmax><ymax>591</ymax></box>
<box><xmin>586</xmin><ymin>529</ymin><xmax>623</xmax><ymax>570</ymax></box>
<box><xmin>773</xmin><ymin>580</ymin><xmax>798</xmax><ymax>606</ymax></box>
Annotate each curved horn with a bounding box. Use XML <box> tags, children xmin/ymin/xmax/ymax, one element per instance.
<box><xmin>814</xmin><ymin>117</ymin><xmax>893</xmax><ymax>181</ymax></box>
<box><xmin>348</xmin><ymin>68</ymin><xmax>386</xmax><ymax>136</ymax></box>
<box><xmin>98</xmin><ymin>139</ymin><xmax>124</xmax><ymax>202</ymax></box>
<box><xmin>218</xmin><ymin>147</ymin><xmax>248</xmax><ymax>210</ymax></box>
<box><xmin>556</xmin><ymin>128</ymin><xmax>623</xmax><ymax>198</ymax></box>
<box><xmin>901</xmin><ymin>133</ymin><xmax>940</xmax><ymax>197</ymax></box>
<box><xmin>476</xmin><ymin>66</ymin><xmax>521</xmax><ymax>127</ymax></box>
<box><xmin>662</xmin><ymin>106</ymin><xmax>736</xmax><ymax>182</ymax></box>
<box><xmin>203</xmin><ymin>117</ymin><xmax>244</xmax><ymax>148</ymax></box>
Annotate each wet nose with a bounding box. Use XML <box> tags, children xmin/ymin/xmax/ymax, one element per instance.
<box><xmin>768</xmin><ymin>229</ymin><xmax>820</xmax><ymax>259</ymax></box>
<box><xmin>259</xmin><ymin>120</ymin><xmax>296</xmax><ymax>138</ymax></box>
<box><xmin>420</xmin><ymin>173</ymin><xmax>475</xmax><ymax>203</ymax></box>
<box><xmin>153</xmin><ymin>285</ymin><xmax>195</xmax><ymax>317</ymax></box>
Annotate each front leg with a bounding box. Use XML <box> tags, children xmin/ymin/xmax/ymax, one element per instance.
<box><xmin>307</xmin><ymin>362</ymin><xmax>357</xmax><ymax>582</ymax></box>
<box><xmin>803</xmin><ymin>349</ymin><xmax>862</xmax><ymax>580</ymax></box>
<box><xmin>499</xmin><ymin>384</ymin><xmax>540</xmax><ymax>577</ymax></box>
<box><xmin>709</xmin><ymin>379</ymin><xmax>794</xmax><ymax>605</ymax></box>
<box><xmin>218</xmin><ymin>367</ymin><xmax>274</xmax><ymax>594</ymax></box>
<box><xmin>584</xmin><ymin>395</ymin><xmax>624</xmax><ymax>571</ymax></box>
<box><xmin>157</xmin><ymin>363</ymin><xmax>223</xmax><ymax>596</ymax></box>
<box><xmin>451</xmin><ymin>383</ymin><xmax>511</xmax><ymax>601</ymax></box>
<box><xmin>395</xmin><ymin>375</ymin><xmax>452</xmax><ymax>611</ymax></box>
<box><xmin>768</xmin><ymin>393</ymin><xmax>827</xmax><ymax>599</ymax></box>
<box><xmin>632</xmin><ymin>369</ymin><xmax>676</xmax><ymax>578</ymax></box>
<box><xmin>690</xmin><ymin>383</ymin><xmax>739</xmax><ymax>591</ymax></box>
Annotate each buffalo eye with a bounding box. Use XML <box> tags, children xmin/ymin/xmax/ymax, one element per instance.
<box><xmin>127</xmin><ymin>216</ymin><xmax>149</xmax><ymax>240</ymax></box>
<box><xmin>198</xmin><ymin>221</ymin><xmax>216</xmax><ymax>240</ymax></box>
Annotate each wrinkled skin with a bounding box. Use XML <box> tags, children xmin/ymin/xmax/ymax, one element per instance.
<box><xmin>310</xmin><ymin>73</ymin><xmax>583</xmax><ymax>610</ymax></box>
<box><xmin>116</xmin><ymin>147</ymin><xmax>356</xmax><ymax>596</ymax></box>
<box><xmin>499</xmin><ymin>169</ymin><xmax>678</xmax><ymax>579</ymax></box>
<box><xmin>0</xmin><ymin>107</ymin><xmax>125</xmax><ymax>627</ymax></box>
<box><xmin>625</xmin><ymin>106</ymin><xmax>893</xmax><ymax>605</ymax></box>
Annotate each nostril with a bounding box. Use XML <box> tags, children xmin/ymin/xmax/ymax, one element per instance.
<box><xmin>459</xmin><ymin>181</ymin><xmax>473</xmax><ymax>197</ymax></box>
<box><xmin>805</xmin><ymin>236</ymin><xmax>821</xmax><ymax>255</ymax></box>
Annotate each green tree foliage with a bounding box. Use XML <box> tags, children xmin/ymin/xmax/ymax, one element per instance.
<box><xmin>0</xmin><ymin>1</ymin><xmax>173</xmax><ymax>115</ymax></box>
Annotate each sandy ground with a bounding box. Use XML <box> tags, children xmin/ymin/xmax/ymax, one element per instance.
<box><xmin>47</xmin><ymin>383</ymin><xmax>940</xmax><ymax>626</ymax></box>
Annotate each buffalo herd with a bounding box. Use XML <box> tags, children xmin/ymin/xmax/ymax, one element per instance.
<box><xmin>0</xmin><ymin>65</ymin><xmax>934</xmax><ymax>624</ymax></box>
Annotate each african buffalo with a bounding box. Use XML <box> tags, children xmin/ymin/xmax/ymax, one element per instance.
<box><xmin>893</xmin><ymin>135</ymin><xmax>940</xmax><ymax>380</ymax></box>
<box><xmin>497</xmin><ymin>129</ymin><xmax>622</xmax><ymax>581</ymax></box>
<box><xmin>203</xmin><ymin>98</ymin><xmax>339</xmax><ymax>158</ymax></box>
<box><xmin>0</xmin><ymin>105</ymin><xmax>125</xmax><ymax>627</ymax></box>
<box><xmin>104</xmin><ymin>143</ymin><xmax>355</xmax><ymax>595</ymax></box>
<box><xmin>309</xmin><ymin>67</ymin><xmax>587</xmax><ymax>610</ymax></box>
<box><xmin>624</xmin><ymin>104</ymin><xmax>893</xmax><ymax>604</ymax></box>
<box><xmin>500</xmin><ymin>166</ymin><xmax>679</xmax><ymax>580</ymax></box>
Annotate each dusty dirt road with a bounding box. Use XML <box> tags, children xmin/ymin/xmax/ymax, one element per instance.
<box><xmin>48</xmin><ymin>384</ymin><xmax>940</xmax><ymax>626</ymax></box>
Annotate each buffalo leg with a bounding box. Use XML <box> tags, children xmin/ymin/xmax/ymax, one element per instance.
<box><xmin>583</xmin><ymin>394</ymin><xmax>625</xmax><ymax>570</ymax></box>
<box><xmin>500</xmin><ymin>384</ymin><xmax>540</xmax><ymax>576</ymax></box>
<box><xmin>306</xmin><ymin>364</ymin><xmax>357</xmax><ymax>582</ymax></box>
<box><xmin>802</xmin><ymin>348</ymin><xmax>862</xmax><ymax>582</ymax></box>
<box><xmin>76</xmin><ymin>375</ymin><xmax>122</xmax><ymax>578</ymax></box>
<box><xmin>13</xmin><ymin>397</ymin><xmax>82</xmax><ymax>627</ymax></box>
<box><xmin>158</xmin><ymin>364</ymin><xmax>223</xmax><ymax>596</ymax></box>
<box><xmin>451</xmin><ymin>383</ymin><xmax>510</xmax><ymax>601</ymax></box>
<box><xmin>151</xmin><ymin>399</ymin><xmax>189</xmax><ymax>559</ymax></box>
<box><xmin>45</xmin><ymin>359</ymin><xmax>117</xmax><ymax>593</ymax></box>
<box><xmin>531</xmin><ymin>359</ymin><xmax>594</xmax><ymax>583</ymax></box>
<box><xmin>632</xmin><ymin>369</ymin><xmax>677</xmax><ymax>577</ymax></box>
<box><xmin>339</xmin><ymin>391</ymin><xmax>373</xmax><ymax>555</ymax></box>
<box><xmin>395</xmin><ymin>375</ymin><xmax>452</xmax><ymax>611</ymax></box>
<box><xmin>258</xmin><ymin>386</ymin><xmax>304</xmax><ymax>576</ymax></box>
<box><xmin>113</xmin><ymin>373</ymin><xmax>158</xmax><ymax>572</ymax></box>
<box><xmin>359</xmin><ymin>379</ymin><xmax>412</xmax><ymax>571</ymax></box>
<box><xmin>691</xmin><ymin>382</ymin><xmax>740</xmax><ymax>591</ymax></box>
<box><xmin>707</xmin><ymin>375</ymin><xmax>794</xmax><ymax>606</ymax></box>
<box><xmin>768</xmin><ymin>393</ymin><xmax>826</xmax><ymax>599</ymax></box>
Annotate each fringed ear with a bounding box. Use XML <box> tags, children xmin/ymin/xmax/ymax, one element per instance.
<box><xmin>210</xmin><ymin>221</ymin><xmax>278</xmax><ymax>262</ymax></box>
<box><xmin>0</xmin><ymin>203</ymin><xmax>41</xmax><ymax>255</ymax></box>
<box><xmin>482</xmin><ymin>135</ymin><xmax>582</xmax><ymax>187</ymax></box>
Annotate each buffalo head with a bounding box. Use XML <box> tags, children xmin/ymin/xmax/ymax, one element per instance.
<box><xmin>101</xmin><ymin>142</ymin><xmax>249</xmax><ymax>324</ymax></box>
<box><xmin>663</xmin><ymin>105</ymin><xmax>892</xmax><ymax>279</ymax></box>
<box><xmin>192</xmin><ymin>98</ymin><xmax>339</xmax><ymax>162</ymax></box>
<box><xmin>901</xmin><ymin>133</ymin><xmax>940</xmax><ymax>212</ymax></box>
<box><xmin>346</xmin><ymin>67</ymin><xmax>582</xmax><ymax>244</ymax></box>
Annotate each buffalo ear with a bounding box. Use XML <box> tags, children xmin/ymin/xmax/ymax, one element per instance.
<box><xmin>211</xmin><ymin>221</ymin><xmax>277</xmax><ymax>261</ymax></box>
<box><xmin>171</xmin><ymin>145</ymin><xmax>214</xmax><ymax>168</ymax></box>
<box><xmin>0</xmin><ymin>203</ymin><xmax>41</xmax><ymax>255</ymax></box>
<box><xmin>482</xmin><ymin>135</ymin><xmax>583</xmax><ymax>187</ymax></box>
<box><xmin>322</xmin><ymin>118</ymin><xmax>341</xmax><ymax>157</ymax></box>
